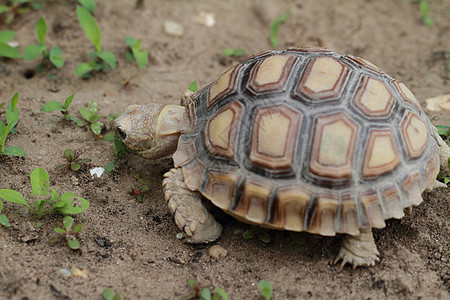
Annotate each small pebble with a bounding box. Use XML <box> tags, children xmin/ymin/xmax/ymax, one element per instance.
<box><xmin>90</xmin><ymin>167</ymin><xmax>104</xmax><ymax>178</ymax></box>
<box><xmin>209</xmin><ymin>245</ymin><xmax>228</xmax><ymax>259</ymax></box>
<box><xmin>164</xmin><ymin>20</ymin><xmax>184</xmax><ymax>37</ymax></box>
<box><xmin>59</xmin><ymin>268</ymin><xmax>71</xmax><ymax>277</ymax></box>
<box><xmin>71</xmin><ymin>266</ymin><xmax>89</xmax><ymax>278</ymax></box>
<box><xmin>71</xmin><ymin>175</ymin><xmax>79</xmax><ymax>186</ymax></box>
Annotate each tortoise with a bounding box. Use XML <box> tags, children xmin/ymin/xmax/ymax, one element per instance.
<box><xmin>113</xmin><ymin>47</ymin><xmax>450</xmax><ymax>268</ymax></box>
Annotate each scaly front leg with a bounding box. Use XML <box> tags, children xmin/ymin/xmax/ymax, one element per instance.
<box><xmin>162</xmin><ymin>168</ymin><xmax>223</xmax><ymax>243</ymax></box>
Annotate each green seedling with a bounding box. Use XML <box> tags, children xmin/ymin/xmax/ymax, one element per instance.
<box><xmin>78</xmin><ymin>0</ymin><xmax>96</xmax><ymax>14</ymax></box>
<box><xmin>243</xmin><ymin>225</ymin><xmax>271</xmax><ymax>243</ymax></box>
<box><xmin>40</xmin><ymin>94</ymin><xmax>83</xmax><ymax>126</ymax></box>
<box><xmin>0</xmin><ymin>30</ymin><xmax>21</xmax><ymax>58</ymax></box>
<box><xmin>75</xmin><ymin>5</ymin><xmax>116</xmax><ymax>77</ymax></box>
<box><xmin>129</xmin><ymin>177</ymin><xmax>150</xmax><ymax>203</ymax></box>
<box><xmin>102</xmin><ymin>288</ymin><xmax>121</xmax><ymax>300</ymax></box>
<box><xmin>55</xmin><ymin>149</ymin><xmax>91</xmax><ymax>171</ymax></box>
<box><xmin>414</xmin><ymin>0</ymin><xmax>434</xmax><ymax>26</ymax></box>
<box><xmin>0</xmin><ymin>200</ymin><xmax>10</xmax><ymax>227</ymax></box>
<box><xmin>258</xmin><ymin>281</ymin><xmax>273</xmax><ymax>300</ymax></box>
<box><xmin>222</xmin><ymin>48</ymin><xmax>245</xmax><ymax>58</ymax></box>
<box><xmin>188</xmin><ymin>80</ymin><xmax>198</xmax><ymax>93</ymax></box>
<box><xmin>184</xmin><ymin>278</ymin><xmax>228</xmax><ymax>300</ymax></box>
<box><xmin>103</xmin><ymin>129</ymin><xmax>128</xmax><ymax>174</ymax></box>
<box><xmin>120</xmin><ymin>73</ymin><xmax>139</xmax><ymax>88</ymax></box>
<box><xmin>125</xmin><ymin>35</ymin><xmax>148</xmax><ymax>69</ymax></box>
<box><xmin>270</xmin><ymin>12</ymin><xmax>290</xmax><ymax>48</ymax></box>
<box><xmin>0</xmin><ymin>0</ymin><xmax>42</xmax><ymax>25</ymax></box>
<box><xmin>0</xmin><ymin>92</ymin><xmax>26</xmax><ymax>157</ymax></box>
<box><xmin>79</xmin><ymin>101</ymin><xmax>103</xmax><ymax>135</ymax></box>
<box><xmin>49</xmin><ymin>216</ymin><xmax>83</xmax><ymax>249</ymax></box>
<box><xmin>24</xmin><ymin>17</ymin><xmax>64</xmax><ymax>70</ymax></box>
<box><xmin>0</xmin><ymin>167</ymin><xmax>89</xmax><ymax>220</ymax></box>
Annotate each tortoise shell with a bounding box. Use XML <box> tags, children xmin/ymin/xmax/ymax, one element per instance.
<box><xmin>172</xmin><ymin>47</ymin><xmax>440</xmax><ymax>236</ymax></box>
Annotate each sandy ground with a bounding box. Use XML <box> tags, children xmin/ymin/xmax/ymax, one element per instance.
<box><xmin>0</xmin><ymin>0</ymin><xmax>449</xmax><ymax>299</ymax></box>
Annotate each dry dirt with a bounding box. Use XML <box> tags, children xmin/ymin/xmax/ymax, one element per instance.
<box><xmin>0</xmin><ymin>0</ymin><xmax>449</xmax><ymax>299</ymax></box>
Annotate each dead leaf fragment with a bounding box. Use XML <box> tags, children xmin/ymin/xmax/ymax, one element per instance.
<box><xmin>71</xmin><ymin>266</ymin><xmax>89</xmax><ymax>278</ymax></box>
<box><xmin>194</xmin><ymin>11</ymin><xmax>216</xmax><ymax>27</ymax></box>
<box><xmin>209</xmin><ymin>245</ymin><xmax>228</xmax><ymax>259</ymax></box>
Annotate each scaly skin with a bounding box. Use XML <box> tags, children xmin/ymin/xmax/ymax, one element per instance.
<box><xmin>335</xmin><ymin>228</ymin><xmax>380</xmax><ymax>269</ymax></box>
<box><xmin>162</xmin><ymin>168</ymin><xmax>223</xmax><ymax>243</ymax></box>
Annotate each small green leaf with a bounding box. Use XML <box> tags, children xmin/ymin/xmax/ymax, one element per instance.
<box><xmin>222</xmin><ymin>48</ymin><xmax>234</xmax><ymax>57</ymax></box>
<box><xmin>259</xmin><ymin>281</ymin><xmax>273</xmax><ymax>300</ymax></box>
<box><xmin>67</xmin><ymin>237</ymin><xmax>80</xmax><ymax>249</ymax></box>
<box><xmin>76</xmin><ymin>158</ymin><xmax>91</xmax><ymax>163</ymax></box>
<box><xmin>104</xmin><ymin>161</ymin><xmax>115</xmax><ymax>174</ymax></box>
<box><xmin>103</xmin><ymin>133</ymin><xmax>115</xmax><ymax>141</ymax></box>
<box><xmin>41</xmin><ymin>101</ymin><xmax>66</xmax><ymax>112</ymax></box>
<box><xmin>420</xmin><ymin>0</ymin><xmax>430</xmax><ymax>15</ymax></box>
<box><xmin>243</xmin><ymin>230</ymin><xmax>254</xmax><ymax>239</ymax></box>
<box><xmin>423</xmin><ymin>15</ymin><xmax>434</xmax><ymax>26</ymax></box>
<box><xmin>113</xmin><ymin>138</ymin><xmax>127</xmax><ymax>157</ymax></box>
<box><xmin>54</xmin><ymin>227</ymin><xmax>66</xmax><ymax>233</ymax></box>
<box><xmin>58</xmin><ymin>193</ymin><xmax>90</xmax><ymax>214</ymax></box>
<box><xmin>96</xmin><ymin>51</ymin><xmax>116</xmax><ymax>69</ymax></box>
<box><xmin>187</xmin><ymin>278</ymin><xmax>198</xmax><ymax>289</ymax></box>
<box><xmin>188</xmin><ymin>80</ymin><xmax>198</xmax><ymax>92</ymax></box>
<box><xmin>71</xmin><ymin>163</ymin><xmax>81</xmax><ymax>170</ymax></box>
<box><xmin>35</xmin><ymin>17</ymin><xmax>47</xmax><ymax>46</ymax></box>
<box><xmin>0</xmin><ymin>43</ymin><xmax>21</xmax><ymax>58</ymax></box>
<box><xmin>233</xmin><ymin>48</ymin><xmax>245</xmax><ymax>57</ymax></box>
<box><xmin>49</xmin><ymin>237</ymin><xmax>60</xmax><ymax>243</ymax></box>
<box><xmin>125</xmin><ymin>35</ymin><xmax>137</xmax><ymax>47</ymax></box>
<box><xmin>125</xmin><ymin>49</ymin><xmax>134</xmax><ymax>62</ymax></box>
<box><xmin>63</xmin><ymin>216</ymin><xmax>74</xmax><ymax>231</ymax></box>
<box><xmin>72</xmin><ymin>224</ymin><xmax>83</xmax><ymax>233</ymax></box>
<box><xmin>199</xmin><ymin>288</ymin><xmax>212</xmax><ymax>300</ymax></box>
<box><xmin>259</xmin><ymin>233</ymin><xmax>271</xmax><ymax>243</ymax></box>
<box><xmin>0</xmin><ymin>30</ymin><xmax>16</xmax><ymax>43</ymax></box>
<box><xmin>103</xmin><ymin>288</ymin><xmax>114</xmax><ymax>300</ymax></box>
<box><xmin>78</xmin><ymin>0</ymin><xmax>96</xmax><ymax>14</ymax></box>
<box><xmin>0</xmin><ymin>214</ymin><xmax>10</xmax><ymax>227</ymax></box>
<box><xmin>79</xmin><ymin>106</ymin><xmax>94</xmax><ymax>122</ymax></box>
<box><xmin>55</xmin><ymin>164</ymin><xmax>69</xmax><ymax>170</ymax></box>
<box><xmin>74</xmin><ymin>63</ymin><xmax>94</xmax><ymax>75</ymax></box>
<box><xmin>132</xmin><ymin>47</ymin><xmax>148</xmax><ymax>69</ymax></box>
<box><xmin>214</xmin><ymin>287</ymin><xmax>228</xmax><ymax>300</ymax></box>
<box><xmin>0</xmin><ymin>6</ymin><xmax>10</xmax><ymax>14</ymax></box>
<box><xmin>90</xmin><ymin>121</ymin><xmax>103</xmax><ymax>135</ymax></box>
<box><xmin>49</xmin><ymin>46</ymin><xmax>64</xmax><ymax>68</ymax></box>
<box><xmin>63</xmin><ymin>94</ymin><xmax>75</xmax><ymax>110</ymax></box>
<box><xmin>67</xmin><ymin>115</ymin><xmax>83</xmax><ymax>126</ymax></box>
<box><xmin>64</xmin><ymin>149</ymin><xmax>73</xmax><ymax>160</ymax></box>
<box><xmin>23</xmin><ymin>44</ymin><xmax>45</xmax><ymax>60</ymax></box>
<box><xmin>77</xmin><ymin>5</ymin><xmax>101</xmax><ymax>52</ymax></box>
<box><xmin>0</xmin><ymin>189</ymin><xmax>29</xmax><ymax>209</ymax></box>
<box><xmin>3</xmin><ymin>146</ymin><xmax>26</xmax><ymax>156</ymax></box>
<box><xmin>30</xmin><ymin>167</ymin><xmax>49</xmax><ymax>196</ymax></box>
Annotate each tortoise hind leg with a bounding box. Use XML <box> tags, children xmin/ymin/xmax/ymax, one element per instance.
<box><xmin>162</xmin><ymin>168</ymin><xmax>223</xmax><ymax>243</ymax></box>
<box><xmin>334</xmin><ymin>227</ymin><xmax>380</xmax><ymax>269</ymax></box>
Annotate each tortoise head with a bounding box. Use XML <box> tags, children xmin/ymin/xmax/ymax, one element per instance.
<box><xmin>112</xmin><ymin>103</ymin><xmax>185</xmax><ymax>160</ymax></box>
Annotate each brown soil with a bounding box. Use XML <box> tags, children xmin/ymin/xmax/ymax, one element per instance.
<box><xmin>0</xmin><ymin>0</ymin><xmax>449</xmax><ymax>299</ymax></box>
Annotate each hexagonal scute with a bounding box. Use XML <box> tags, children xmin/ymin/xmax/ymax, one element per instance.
<box><xmin>353</xmin><ymin>76</ymin><xmax>395</xmax><ymax>118</ymax></box>
<box><xmin>249</xmin><ymin>104</ymin><xmax>302</xmax><ymax>171</ymax></box>
<box><xmin>309</xmin><ymin>112</ymin><xmax>359</xmax><ymax>178</ymax></box>
<box><xmin>362</xmin><ymin>129</ymin><xmax>400</xmax><ymax>178</ymax></box>
<box><xmin>393</xmin><ymin>80</ymin><xmax>421</xmax><ymax>110</ymax></box>
<box><xmin>207</xmin><ymin>64</ymin><xmax>241</xmax><ymax>107</ymax></box>
<box><xmin>247</xmin><ymin>54</ymin><xmax>296</xmax><ymax>94</ymax></box>
<box><xmin>400</xmin><ymin>111</ymin><xmax>429</xmax><ymax>159</ymax></box>
<box><xmin>204</xmin><ymin>101</ymin><xmax>244</xmax><ymax>160</ymax></box>
<box><xmin>296</xmin><ymin>56</ymin><xmax>350</xmax><ymax>101</ymax></box>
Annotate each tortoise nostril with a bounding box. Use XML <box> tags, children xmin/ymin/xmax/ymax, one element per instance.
<box><xmin>116</xmin><ymin>128</ymin><xmax>127</xmax><ymax>141</ymax></box>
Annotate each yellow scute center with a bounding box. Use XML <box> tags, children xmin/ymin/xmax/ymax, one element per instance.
<box><xmin>367</xmin><ymin>135</ymin><xmax>397</xmax><ymax>168</ymax></box>
<box><xmin>254</xmin><ymin>55</ymin><xmax>289</xmax><ymax>85</ymax></box>
<box><xmin>208</xmin><ymin>109</ymin><xmax>234</xmax><ymax>149</ymax></box>
<box><xmin>304</xmin><ymin>57</ymin><xmax>343</xmax><ymax>92</ymax></box>
<box><xmin>318</xmin><ymin>120</ymin><xmax>352</xmax><ymax>166</ymax></box>
<box><xmin>257</xmin><ymin>112</ymin><xmax>290</xmax><ymax>157</ymax></box>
